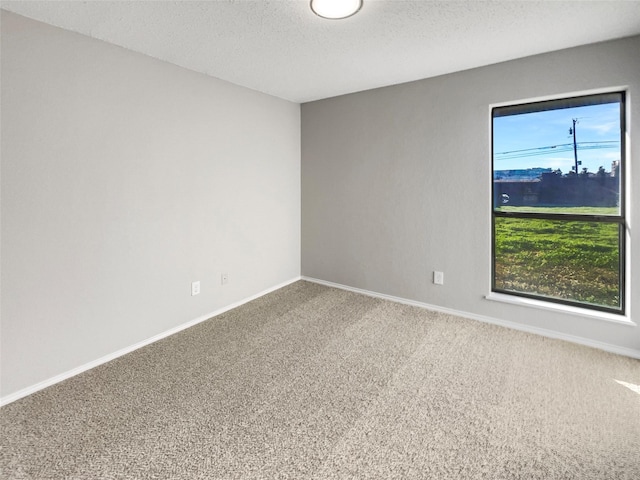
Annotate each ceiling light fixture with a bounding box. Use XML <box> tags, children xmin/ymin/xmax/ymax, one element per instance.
<box><xmin>310</xmin><ymin>0</ymin><xmax>363</xmax><ymax>20</ymax></box>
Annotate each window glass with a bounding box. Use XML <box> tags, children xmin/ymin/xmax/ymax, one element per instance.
<box><xmin>494</xmin><ymin>217</ymin><xmax>621</xmax><ymax>310</ymax></box>
<box><xmin>493</xmin><ymin>102</ymin><xmax>621</xmax><ymax>215</ymax></box>
<box><xmin>492</xmin><ymin>92</ymin><xmax>625</xmax><ymax>314</ymax></box>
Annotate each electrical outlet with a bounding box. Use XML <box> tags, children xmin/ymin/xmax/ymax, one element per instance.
<box><xmin>221</xmin><ymin>273</ymin><xmax>229</xmax><ymax>285</ymax></box>
<box><xmin>433</xmin><ymin>271</ymin><xmax>444</xmax><ymax>285</ymax></box>
<box><xmin>191</xmin><ymin>281</ymin><xmax>201</xmax><ymax>296</ymax></box>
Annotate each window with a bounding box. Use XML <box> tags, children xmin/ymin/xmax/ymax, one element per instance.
<box><xmin>492</xmin><ymin>92</ymin><xmax>625</xmax><ymax>314</ymax></box>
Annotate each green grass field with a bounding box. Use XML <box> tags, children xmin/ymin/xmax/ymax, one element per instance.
<box><xmin>494</xmin><ymin>207</ymin><xmax>621</xmax><ymax>309</ymax></box>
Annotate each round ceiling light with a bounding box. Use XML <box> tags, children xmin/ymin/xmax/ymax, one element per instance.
<box><xmin>310</xmin><ymin>0</ymin><xmax>363</xmax><ymax>19</ymax></box>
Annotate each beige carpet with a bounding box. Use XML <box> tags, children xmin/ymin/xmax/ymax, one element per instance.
<box><xmin>1</xmin><ymin>281</ymin><xmax>639</xmax><ymax>479</ymax></box>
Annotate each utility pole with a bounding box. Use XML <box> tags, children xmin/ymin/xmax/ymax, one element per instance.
<box><xmin>570</xmin><ymin>118</ymin><xmax>579</xmax><ymax>175</ymax></box>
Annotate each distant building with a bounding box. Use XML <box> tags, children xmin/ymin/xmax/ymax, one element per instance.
<box><xmin>611</xmin><ymin>160</ymin><xmax>620</xmax><ymax>177</ymax></box>
<box><xmin>493</xmin><ymin>168</ymin><xmax>552</xmax><ymax>181</ymax></box>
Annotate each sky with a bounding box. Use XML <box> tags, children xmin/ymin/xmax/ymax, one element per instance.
<box><xmin>493</xmin><ymin>102</ymin><xmax>621</xmax><ymax>174</ymax></box>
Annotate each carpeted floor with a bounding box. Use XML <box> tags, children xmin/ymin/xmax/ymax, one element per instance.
<box><xmin>1</xmin><ymin>280</ymin><xmax>639</xmax><ymax>479</ymax></box>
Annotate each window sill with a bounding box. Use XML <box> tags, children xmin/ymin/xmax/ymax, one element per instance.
<box><xmin>485</xmin><ymin>292</ymin><xmax>636</xmax><ymax>327</ymax></box>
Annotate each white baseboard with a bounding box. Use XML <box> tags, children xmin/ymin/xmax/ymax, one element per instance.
<box><xmin>1</xmin><ymin>276</ymin><xmax>302</xmax><ymax>407</ymax></box>
<box><xmin>302</xmin><ymin>276</ymin><xmax>640</xmax><ymax>360</ymax></box>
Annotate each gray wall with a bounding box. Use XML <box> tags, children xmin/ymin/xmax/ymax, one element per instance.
<box><xmin>1</xmin><ymin>12</ymin><xmax>300</xmax><ymax>398</ymax></box>
<box><xmin>302</xmin><ymin>36</ymin><xmax>640</xmax><ymax>353</ymax></box>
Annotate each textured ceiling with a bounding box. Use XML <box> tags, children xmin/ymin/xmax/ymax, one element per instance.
<box><xmin>2</xmin><ymin>1</ymin><xmax>640</xmax><ymax>103</ymax></box>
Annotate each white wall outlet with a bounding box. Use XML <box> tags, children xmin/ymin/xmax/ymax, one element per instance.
<box><xmin>191</xmin><ymin>281</ymin><xmax>201</xmax><ymax>296</ymax></box>
<box><xmin>433</xmin><ymin>271</ymin><xmax>444</xmax><ymax>285</ymax></box>
<box><xmin>221</xmin><ymin>273</ymin><xmax>229</xmax><ymax>285</ymax></box>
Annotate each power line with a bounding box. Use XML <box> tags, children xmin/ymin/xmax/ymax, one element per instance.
<box><xmin>494</xmin><ymin>141</ymin><xmax>619</xmax><ymax>161</ymax></box>
<box><xmin>495</xmin><ymin>140</ymin><xmax>619</xmax><ymax>156</ymax></box>
<box><xmin>496</xmin><ymin>143</ymin><xmax>573</xmax><ymax>155</ymax></box>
